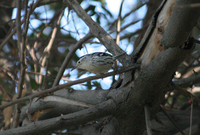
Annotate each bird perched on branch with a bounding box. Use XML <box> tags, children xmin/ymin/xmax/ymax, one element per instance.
<box><xmin>76</xmin><ymin>52</ymin><xmax>126</xmax><ymax>75</ymax></box>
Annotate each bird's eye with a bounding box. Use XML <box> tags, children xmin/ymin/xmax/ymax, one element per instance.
<box><xmin>78</xmin><ymin>61</ymin><xmax>80</xmax><ymax>63</ymax></box>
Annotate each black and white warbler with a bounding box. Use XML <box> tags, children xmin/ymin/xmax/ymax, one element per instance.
<box><xmin>76</xmin><ymin>52</ymin><xmax>126</xmax><ymax>75</ymax></box>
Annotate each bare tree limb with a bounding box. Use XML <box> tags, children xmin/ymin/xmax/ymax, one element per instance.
<box><xmin>19</xmin><ymin>89</ymin><xmax>110</xmax><ymax>124</ymax></box>
<box><xmin>161</xmin><ymin>108</ymin><xmax>185</xmax><ymax>135</ymax></box>
<box><xmin>144</xmin><ymin>105</ymin><xmax>152</xmax><ymax>135</ymax></box>
<box><xmin>174</xmin><ymin>74</ymin><xmax>200</xmax><ymax>88</ymax></box>
<box><xmin>108</xmin><ymin>2</ymin><xmax>148</xmax><ymax>31</ymax></box>
<box><xmin>189</xmin><ymin>97</ymin><xmax>193</xmax><ymax>135</ymax></box>
<box><xmin>65</xmin><ymin>0</ymin><xmax>129</xmax><ymax>67</ymax></box>
<box><xmin>19</xmin><ymin>95</ymin><xmax>92</xmax><ymax>124</ymax></box>
<box><xmin>23</xmin><ymin>0</ymin><xmax>32</xmax><ymax>95</ymax></box>
<box><xmin>113</xmin><ymin>0</ymin><xmax>124</xmax><ymax>83</ymax></box>
<box><xmin>172</xmin><ymin>82</ymin><xmax>200</xmax><ymax>103</ymax></box>
<box><xmin>38</xmin><ymin>10</ymin><xmax>63</xmax><ymax>86</ymax></box>
<box><xmin>12</xmin><ymin>0</ymin><xmax>26</xmax><ymax>128</ymax></box>
<box><xmin>116</xmin><ymin>0</ymin><xmax>124</xmax><ymax>45</ymax></box>
<box><xmin>109</xmin><ymin>19</ymin><xmax>141</xmax><ymax>35</ymax></box>
<box><xmin>161</xmin><ymin>0</ymin><xmax>200</xmax><ymax>49</ymax></box>
<box><xmin>1</xmin><ymin>99</ymin><xmax>116</xmax><ymax>135</ymax></box>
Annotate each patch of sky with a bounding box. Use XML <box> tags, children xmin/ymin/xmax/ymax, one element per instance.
<box><xmin>61</xmin><ymin>8</ymin><xmax>89</xmax><ymax>37</ymax></box>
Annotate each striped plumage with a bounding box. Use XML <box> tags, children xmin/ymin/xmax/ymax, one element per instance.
<box><xmin>76</xmin><ymin>52</ymin><xmax>125</xmax><ymax>74</ymax></box>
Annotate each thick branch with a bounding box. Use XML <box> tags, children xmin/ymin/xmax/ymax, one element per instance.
<box><xmin>19</xmin><ymin>89</ymin><xmax>109</xmax><ymax>123</ymax></box>
<box><xmin>1</xmin><ymin>99</ymin><xmax>116</xmax><ymax>135</ymax></box>
<box><xmin>54</xmin><ymin>89</ymin><xmax>109</xmax><ymax>104</ymax></box>
<box><xmin>107</xmin><ymin>48</ymin><xmax>193</xmax><ymax>134</ymax></box>
<box><xmin>174</xmin><ymin>74</ymin><xmax>200</xmax><ymax>88</ymax></box>
<box><xmin>19</xmin><ymin>96</ymin><xmax>90</xmax><ymax>123</ymax></box>
<box><xmin>161</xmin><ymin>0</ymin><xmax>200</xmax><ymax>48</ymax></box>
<box><xmin>0</xmin><ymin>99</ymin><xmax>116</xmax><ymax>135</ymax></box>
<box><xmin>65</xmin><ymin>0</ymin><xmax>130</xmax><ymax>66</ymax></box>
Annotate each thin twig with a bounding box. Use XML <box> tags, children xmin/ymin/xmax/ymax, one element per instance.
<box><xmin>144</xmin><ymin>105</ymin><xmax>152</xmax><ymax>135</ymax></box>
<box><xmin>30</xmin><ymin>9</ymin><xmax>64</xmax><ymax>84</ymax></box>
<box><xmin>41</xmin><ymin>59</ymin><xmax>49</xmax><ymax>90</ymax></box>
<box><xmin>113</xmin><ymin>0</ymin><xmax>124</xmax><ymax>83</ymax></box>
<box><xmin>38</xmin><ymin>10</ymin><xmax>64</xmax><ymax>86</ymax></box>
<box><xmin>161</xmin><ymin>108</ymin><xmax>185</xmax><ymax>135</ymax></box>
<box><xmin>120</xmin><ymin>24</ymin><xmax>148</xmax><ymax>40</ymax></box>
<box><xmin>174</xmin><ymin>3</ymin><xmax>200</xmax><ymax>8</ymax></box>
<box><xmin>26</xmin><ymin>71</ymin><xmax>71</xmax><ymax>82</ymax></box>
<box><xmin>13</xmin><ymin>0</ymin><xmax>26</xmax><ymax>128</ymax></box>
<box><xmin>39</xmin><ymin>0</ymin><xmax>61</xmax><ymax>6</ymax></box>
<box><xmin>193</xmin><ymin>38</ymin><xmax>200</xmax><ymax>44</ymax></box>
<box><xmin>0</xmin><ymin>85</ymin><xmax>12</xmax><ymax>101</ymax></box>
<box><xmin>26</xmin><ymin>109</ymin><xmax>34</xmax><ymax>123</ymax></box>
<box><xmin>0</xmin><ymin>64</ymin><xmax>140</xmax><ymax>110</ymax></box>
<box><xmin>189</xmin><ymin>86</ymin><xmax>194</xmax><ymax>135</ymax></box>
<box><xmin>108</xmin><ymin>2</ymin><xmax>147</xmax><ymax>31</ymax></box>
<box><xmin>0</xmin><ymin>27</ymin><xmax>17</xmax><ymax>50</ymax></box>
<box><xmin>189</xmin><ymin>98</ymin><xmax>193</xmax><ymax>135</ymax></box>
<box><xmin>172</xmin><ymin>82</ymin><xmax>200</xmax><ymax>103</ymax></box>
<box><xmin>23</xmin><ymin>0</ymin><xmax>32</xmax><ymax>95</ymax></box>
<box><xmin>109</xmin><ymin>19</ymin><xmax>141</xmax><ymax>35</ymax></box>
<box><xmin>0</xmin><ymin>4</ymin><xmax>15</xmax><ymax>8</ymax></box>
<box><xmin>53</xmin><ymin>32</ymin><xmax>93</xmax><ymax>86</ymax></box>
<box><xmin>116</xmin><ymin>0</ymin><xmax>124</xmax><ymax>45</ymax></box>
<box><xmin>71</xmin><ymin>11</ymin><xmax>89</xmax><ymax>53</ymax></box>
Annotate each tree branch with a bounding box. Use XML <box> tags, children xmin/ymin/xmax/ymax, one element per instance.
<box><xmin>19</xmin><ymin>95</ymin><xmax>92</xmax><ymax>124</ymax></box>
<box><xmin>1</xmin><ymin>99</ymin><xmax>116</xmax><ymax>135</ymax></box>
<box><xmin>161</xmin><ymin>0</ymin><xmax>200</xmax><ymax>49</ymax></box>
<box><xmin>13</xmin><ymin>0</ymin><xmax>27</xmax><ymax>128</ymax></box>
<box><xmin>54</xmin><ymin>89</ymin><xmax>109</xmax><ymax>105</ymax></box>
<box><xmin>0</xmin><ymin>65</ymin><xmax>139</xmax><ymax>110</ymax></box>
<box><xmin>0</xmin><ymin>0</ymin><xmax>42</xmax><ymax>50</ymax></box>
<box><xmin>174</xmin><ymin>74</ymin><xmax>200</xmax><ymax>88</ymax></box>
<box><xmin>161</xmin><ymin>108</ymin><xmax>185</xmax><ymax>135</ymax></box>
<box><xmin>144</xmin><ymin>105</ymin><xmax>152</xmax><ymax>135</ymax></box>
<box><xmin>39</xmin><ymin>10</ymin><xmax>63</xmax><ymax>86</ymax></box>
<box><xmin>65</xmin><ymin>0</ymin><xmax>129</xmax><ymax>66</ymax></box>
<box><xmin>53</xmin><ymin>32</ymin><xmax>93</xmax><ymax>86</ymax></box>
<box><xmin>172</xmin><ymin>82</ymin><xmax>200</xmax><ymax>103</ymax></box>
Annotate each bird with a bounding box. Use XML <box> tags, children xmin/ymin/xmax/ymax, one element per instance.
<box><xmin>76</xmin><ymin>52</ymin><xmax>126</xmax><ymax>75</ymax></box>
